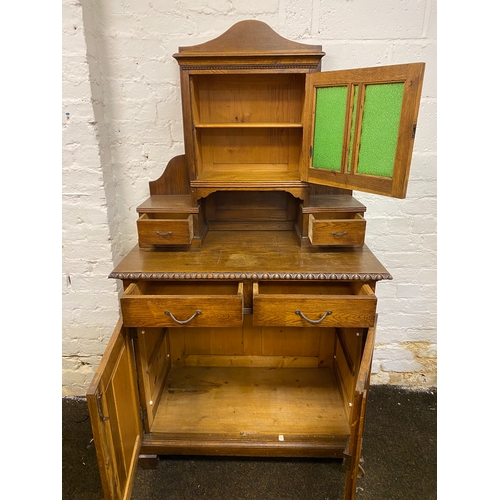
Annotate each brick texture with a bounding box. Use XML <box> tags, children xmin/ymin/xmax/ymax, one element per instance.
<box><xmin>62</xmin><ymin>0</ymin><xmax>437</xmax><ymax>395</ymax></box>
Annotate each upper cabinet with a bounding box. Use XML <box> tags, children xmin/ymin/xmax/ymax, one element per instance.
<box><xmin>173</xmin><ymin>20</ymin><xmax>424</xmax><ymax>200</ymax></box>
<box><xmin>187</xmin><ymin>72</ymin><xmax>306</xmax><ymax>183</ymax></box>
<box><xmin>302</xmin><ymin>63</ymin><xmax>425</xmax><ymax>198</ymax></box>
<box><xmin>173</xmin><ymin>20</ymin><xmax>324</xmax><ymax>197</ymax></box>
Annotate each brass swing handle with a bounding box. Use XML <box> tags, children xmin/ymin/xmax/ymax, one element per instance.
<box><xmin>164</xmin><ymin>309</ymin><xmax>202</xmax><ymax>325</ymax></box>
<box><xmin>331</xmin><ymin>231</ymin><xmax>348</xmax><ymax>237</ymax></box>
<box><xmin>295</xmin><ymin>310</ymin><xmax>332</xmax><ymax>324</ymax></box>
<box><xmin>156</xmin><ymin>230</ymin><xmax>173</xmax><ymax>237</ymax></box>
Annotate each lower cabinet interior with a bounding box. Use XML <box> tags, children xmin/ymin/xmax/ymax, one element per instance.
<box><xmin>133</xmin><ymin>316</ymin><xmax>366</xmax><ymax>457</ymax></box>
<box><xmin>153</xmin><ymin>365</ymin><xmax>348</xmax><ymax>435</ymax></box>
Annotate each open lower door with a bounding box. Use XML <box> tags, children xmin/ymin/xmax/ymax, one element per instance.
<box><xmin>344</xmin><ymin>318</ymin><xmax>376</xmax><ymax>500</ymax></box>
<box><xmin>86</xmin><ymin>320</ymin><xmax>142</xmax><ymax>500</ymax></box>
<box><xmin>301</xmin><ymin>63</ymin><xmax>425</xmax><ymax>198</ymax></box>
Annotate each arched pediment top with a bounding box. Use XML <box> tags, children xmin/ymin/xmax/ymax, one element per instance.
<box><xmin>174</xmin><ymin>20</ymin><xmax>324</xmax><ymax>58</ymax></box>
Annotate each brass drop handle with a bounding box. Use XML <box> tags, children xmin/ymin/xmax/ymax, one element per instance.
<box><xmin>156</xmin><ymin>230</ymin><xmax>173</xmax><ymax>237</ymax></box>
<box><xmin>295</xmin><ymin>310</ymin><xmax>332</xmax><ymax>324</ymax></box>
<box><xmin>331</xmin><ymin>231</ymin><xmax>348</xmax><ymax>237</ymax></box>
<box><xmin>164</xmin><ymin>309</ymin><xmax>201</xmax><ymax>325</ymax></box>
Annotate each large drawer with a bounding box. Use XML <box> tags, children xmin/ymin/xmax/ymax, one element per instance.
<box><xmin>121</xmin><ymin>282</ymin><xmax>244</xmax><ymax>327</ymax></box>
<box><xmin>137</xmin><ymin>213</ymin><xmax>194</xmax><ymax>247</ymax></box>
<box><xmin>253</xmin><ymin>282</ymin><xmax>376</xmax><ymax>327</ymax></box>
<box><xmin>308</xmin><ymin>213</ymin><xmax>366</xmax><ymax>247</ymax></box>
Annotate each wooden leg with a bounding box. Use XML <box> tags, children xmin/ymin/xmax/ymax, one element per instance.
<box><xmin>138</xmin><ymin>454</ymin><xmax>159</xmax><ymax>469</ymax></box>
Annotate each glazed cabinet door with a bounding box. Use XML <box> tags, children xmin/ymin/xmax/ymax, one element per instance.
<box><xmin>86</xmin><ymin>320</ymin><xmax>142</xmax><ymax>500</ymax></box>
<box><xmin>301</xmin><ymin>63</ymin><xmax>425</xmax><ymax>198</ymax></box>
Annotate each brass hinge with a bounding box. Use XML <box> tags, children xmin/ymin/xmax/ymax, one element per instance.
<box><xmin>342</xmin><ymin>439</ymin><xmax>353</xmax><ymax>472</ymax></box>
<box><xmin>139</xmin><ymin>407</ymin><xmax>146</xmax><ymax>421</ymax></box>
<box><xmin>342</xmin><ymin>451</ymin><xmax>353</xmax><ymax>472</ymax></box>
<box><xmin>96</xmin><ymin>390</ymin><xmax>109</xmax><ymax>422</ymax></box>
<box><xmin>412</xmin><ymin>123</ymin><xmax>417</xmax><ymax>138</ymax></box>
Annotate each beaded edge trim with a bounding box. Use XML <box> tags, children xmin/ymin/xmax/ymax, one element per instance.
<box><xmin>109</xmin><ymin>272</ymin><xmax>392</xmax><ymax>281</ymax></box>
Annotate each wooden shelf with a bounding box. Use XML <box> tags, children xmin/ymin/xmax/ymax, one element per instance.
<box><xmin>150</xmin><ymin>366</ymin><xmax>350</xmax><ymax>438</ymax></box>
<box><xmin>136</xmin><ymin>195</ymin><xmax>197</xmax><ymax>214</ymax></box>
<box><xmin>190</xmin><ymin>171</ymin><xmax>308</xmax><ymax>198</ymax></box>
<box><xmin>194</xmin><ymin>122</ymin><xmax>303</xmax><ymax>128</ymax></box>
<box><xmin>302</xmin><ymin>195</ymin><xmax>367</xmax><ymax>213</ymax></box>
<box><xmin>193</xmin><ymin>168</ymin><xmax>303</xmax><ymax>183</ymax></box>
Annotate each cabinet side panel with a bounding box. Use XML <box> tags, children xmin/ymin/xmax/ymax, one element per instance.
<box><xmin>134</xmin><ymin>327</ymin><xmax>171</xmax><ymax>431</ymax></box>
<box><xmin>168</xmin><ymin>328</ymin><xmax>186</xmax><ymax>366</ymax></box>
<box><xmin>333</xmin><ymin>327</ymin><xmax>364</xmax><ymax>421</ymax></box>
<box><xmin>148</xmin><ymin>155</ymin><xmax>191</xmax><ymax>195</ymax></box>
<box><xmin>345</xmin><ymin>322</ymin><xmax>376</xmax><ymax>499</ymax></box>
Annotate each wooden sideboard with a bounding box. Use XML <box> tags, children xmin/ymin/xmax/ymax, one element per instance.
<box><xmin>86</xmin><ymin>20</ymin><xmax>424</xmax><ymax>500</ymax></box>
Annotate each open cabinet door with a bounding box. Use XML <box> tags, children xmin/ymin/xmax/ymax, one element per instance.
<box><xmin>344</xmin><ymin>318</ymin><xmax>376</xmax><ymax>500</ymax></box>
<box><xmin>86</xmin><ymin>320</ymin><xmax>142</xmax><ymax>500</ymax></box>
<box><xmin>302</xmin><ymin>63</ymin><xmax>425</xmax><ymax>198</ymax></box>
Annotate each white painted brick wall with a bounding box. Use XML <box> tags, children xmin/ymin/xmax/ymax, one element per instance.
<box><xmin>62</xmin><ymin>0</ymin><xmax>437</xmax><ymax>395</ymax></box>
<box><xmin>62</xmin><ymin>0</ymin><xmax>120</xmax><ymax>396</ymax></box>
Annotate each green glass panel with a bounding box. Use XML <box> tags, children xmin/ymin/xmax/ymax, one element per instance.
<box><xmin>357</xmin><ymin>83</ymin><xmax>404</xmax><ymax>178</ymax></box>
<box><xmin>312</xmin><ymin>86</ymin><xmax>347</xmax><ymax>171</ymax></box>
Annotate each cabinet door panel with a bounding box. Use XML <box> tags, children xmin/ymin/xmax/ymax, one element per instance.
<box><xmin>302</xmin><ymin>63</ymin><xmax>425</xmax><ymax>198</ymax></box>
<box><xmin>344</xmin><ymin>319</ymin><xmax>376</xmax><ymax>499</ymax></box>
<box><xmin>87</xmin><ymin>320</ymin><xmax>142</xmax><ymax>500</ymax></box>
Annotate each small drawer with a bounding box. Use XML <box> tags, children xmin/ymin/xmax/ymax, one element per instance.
<box><xmin>121</xmin><ymin>282</ymin><xmax>244</xmax><ymax>328</ymax></box>
<box><xmin>253</xmin><ymin>282</ymin><xmax>376</xmax><ymax>328</ymax></box>
<box><xmin>308</xmin><ymin>213</ymin><xmax>366</xmax><ymax>247</ymax></box>
<box><xmin>137</xmin><ymin>213</ymin><xmax>194</xmax><ymax>247</ymax></box>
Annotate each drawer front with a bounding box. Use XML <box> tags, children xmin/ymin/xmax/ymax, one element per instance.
<box><xmin>121</xmin><ymin>282</ymin><xmax>244</xmax><ymax>328</ymax></box>
<box><xmin>253</xmin><ymin>282</ymin><xmax>376</xmax><ymax>328</ymax></box>
<box><xmin>137</xmin><ymin>214</ymin><xmax>193</xmax><ymax>247</ymax></box>
<box><xmin>308</xmin><ymin>213</ymin><xmax>366</xmax><ymax>246</ymax></box>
